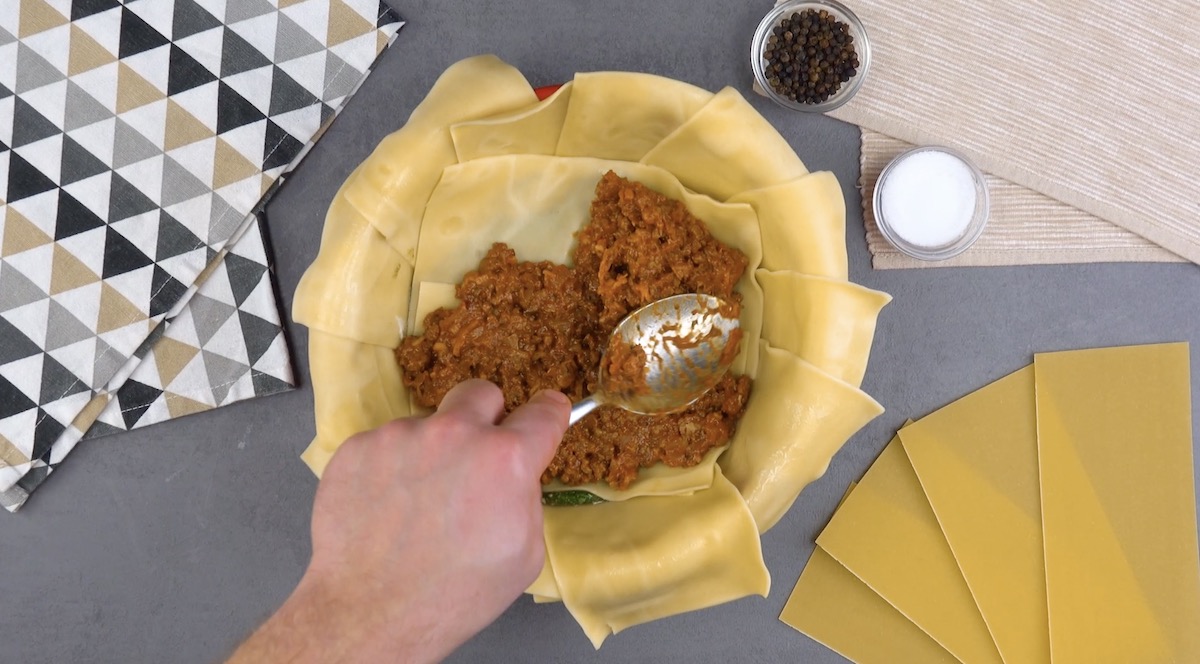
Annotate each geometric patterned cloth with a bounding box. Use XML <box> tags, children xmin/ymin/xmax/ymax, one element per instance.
<box><xmin>0</xmin><ymin>0</ymin><xmax>404</xmax><ymax>511</ymax></box>
<box><xmin>0</xmin><ymin>214</ymin><xmax>294</xmax><ymax>511</ymax></box>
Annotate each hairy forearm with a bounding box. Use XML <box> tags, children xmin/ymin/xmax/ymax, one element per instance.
<box><xmin>230</xmin><ymin>383</ymin><xmax>567</xmax><ymax>663</ymax></box>
<box><xmin>226</xmin><ymin>572</ymin><xmax>439</xmax><ymax>664</ymax></box>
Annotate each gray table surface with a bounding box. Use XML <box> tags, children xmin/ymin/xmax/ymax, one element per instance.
<box><xmin>5</xmin><ymin>1</ymin><xmax>1200</xmax><ymax>662</ymax></box>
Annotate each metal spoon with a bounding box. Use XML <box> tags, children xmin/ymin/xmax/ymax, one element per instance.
<box><xmin>568</xmin><ymin>293</ymin><xmax>742</xmax><ymax>425</ymax></box>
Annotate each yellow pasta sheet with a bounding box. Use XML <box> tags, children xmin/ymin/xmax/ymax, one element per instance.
<box><xmin>540</xmin><ymin>445</ymin><xmax>724</xmax><ymax>502</ymax></box>
<box><xmin>641</xmin><ymin>87</ymin><xmax>808</xmax><ymax>201</ymax></box>
<box><xmin>721</xmin><ymin>344</ymin><xmax>883</xmax><ymax>533</ymax></box>
<box><xmin>450</xmin><ymin>82</ymin><xmax>573</xmax><ymax>162</ymax></box>
<box><xmin>729</xmin><ymin>172</ymin><xmax>848</xmax><ymax>279</ymax></box>
<box><xmin>898</xmin><ymin>366</ymin><xmax>1050</xmax><ymax>664</ymax></box>
<box><xmin>556</xmin><ymin>72</ymin><xmax>713</xmax><ymax>161</ymax></box>
<box><xmin>300</xmin><ymin>329</ymin><xmax>411</xmax><ymax>477</ymax></box>
<box><xmin>543</xmin><ymin>467</ymin><xmax>769</xmax><ymax>648</ymax></box>
<box><xmin>816</xmin><ymin>434</ymin><xmax>1003</xmax><ymax>664</ymax></box>
<box><xmin>341</xmin><ymin>55</ymin><xmax>537</xmax><ymax>264</ymax></box>
<box><xmin>528</xmin><ymin>557</ymin><xmax>561</xmax><ymax>604</ymax></box>
<box><xmin>410</xmin><ymin>281</ymin><xmax>458</xmax><ymax>336</ymax></box>
<box><xmin>781</xmin><ymin>484</ymin><xmax>959</xmax><ymax>664</ymax></box>
<box><xmin>1034</xmin><ymin>343</ymin><xmax>1200</xmax><ymax>663</ymax></box>
<box><xmin>757</xmin><ymin>269</ymin><xmax>890</xmax><ymax>388</ymax></box>
<box><xmin>293</xmin><ymin>182</ymin><xmax>414</xmax><ymax>347</ymax></box>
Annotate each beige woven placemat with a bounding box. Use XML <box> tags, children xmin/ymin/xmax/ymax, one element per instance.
<box><xmin>860</xmin><ymin>132</ymin><xmax>1183</xmax><ymax>268</ymax></box>
<box><xmin>822</xmin><ymin>0</ymin><xmax>1200</xmax><ymax>267</ymax></box>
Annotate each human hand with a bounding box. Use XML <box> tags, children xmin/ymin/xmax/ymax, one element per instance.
<box><xmin>227</xmin><ymin>380</ymin><xmax>570</xmax><ymax>664</ymax></box>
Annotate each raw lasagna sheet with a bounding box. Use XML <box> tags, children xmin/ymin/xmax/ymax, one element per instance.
<box><xmin>1034</xmin><ymin>344</ymin><xmax>1200</xmax><ymax>663</ymax></box>
<box><xmin>898</xmin><ymin>367</ymin><xmax>1050</xmax><ymax>664</ymax></box>
<box><xmin>781</xmin><ymin>482</ymin><xmax>958</xmax><ymax>664</ymax></box>
<box><xmin>814</xmin><ymin>435</ymin><xmax>1003</xmax><ymax>664</ymax></box>
<box><xmin>790</xmin><ymin>344</ymin><xmax>1200</xmax><ymax>663</ymax></box>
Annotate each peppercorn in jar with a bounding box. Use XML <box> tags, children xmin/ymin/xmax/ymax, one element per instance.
<box><xmin>751</xmin><ymin>0</ymin><xmax>871</xmax><ymax>112</ymax></box>
<box><xmin>765</xmin><ymin>9</ymin><xmax>858</xmax><ymax>103</ymax></box>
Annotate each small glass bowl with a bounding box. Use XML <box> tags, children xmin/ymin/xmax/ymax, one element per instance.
<box><xmin>872</xmin><ymin>146</ymin><xmax>991</xmax><ymax>261</ymax></box>
<box><xmin>751</xmin><ymin>0</ymin><xmax>871</xmax><ymax>113</ymax></box>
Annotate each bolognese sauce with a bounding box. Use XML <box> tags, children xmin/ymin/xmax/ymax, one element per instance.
<box><xmin>396</xmin><ymin>172</ymin><xmax>751</xmax><ymax>489</ymax></box>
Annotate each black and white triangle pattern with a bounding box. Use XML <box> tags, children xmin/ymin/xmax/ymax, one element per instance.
<box><xmin>2</xmin><ymin>214</ymin><xmax>296</xmax><ymax>512</ymax></box>
<box><xmin>0</xmin><ymin>0</ymin><xmax>404</xmax><ymax>511</ymax></box>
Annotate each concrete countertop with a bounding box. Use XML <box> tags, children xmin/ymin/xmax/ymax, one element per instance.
<box><xmin>5</xmin><ymin>1</ymin><xmax>1199</xmax><ymax>662</ymax></box>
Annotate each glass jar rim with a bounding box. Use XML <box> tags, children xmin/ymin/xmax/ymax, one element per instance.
<box><xmin>750</xmin><ymin>0</ymin><xmax>872</xmax><ymax>113</ymax></box>
<box><xmin>872</xmin><ymin>145</ymin><xmax>992</xmax><ymax>261</ymax></box>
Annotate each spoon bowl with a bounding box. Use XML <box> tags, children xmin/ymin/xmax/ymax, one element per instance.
<box><xmin>568</xmin><ymin>294</ymin><xmax>742</xmax><ymax>425</ymax></box>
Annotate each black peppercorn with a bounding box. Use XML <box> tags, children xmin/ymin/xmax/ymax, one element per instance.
<box><xmin>761</xmin><ymin>7</ymin><xmax>859</xmax><ymax>104</ymax></box>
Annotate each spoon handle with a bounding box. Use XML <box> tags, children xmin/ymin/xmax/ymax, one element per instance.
<box><xmin>568</xmin><ymin>395</ymin><xmax>602</xmax><ymax>426</ymax></box>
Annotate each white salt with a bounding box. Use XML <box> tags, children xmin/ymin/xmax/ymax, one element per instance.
<box><xmin>879</xmin><ymin>150</ymin><xmax>978</xmax><ymax>248</ymax></box>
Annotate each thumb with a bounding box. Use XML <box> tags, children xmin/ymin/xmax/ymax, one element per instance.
<box><xmin>500</xmin><ymin>390</ymin><xmax>570</xmax><ymax>473</ymax></box>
